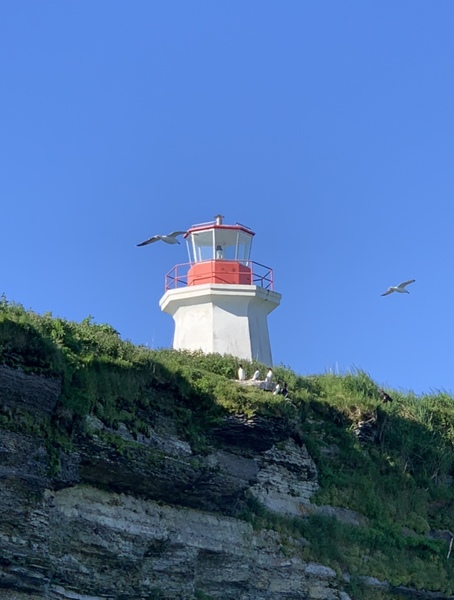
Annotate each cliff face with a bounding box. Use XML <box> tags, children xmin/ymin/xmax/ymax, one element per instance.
<box><xmin>0</xmin><ymin>365</ymin><xmax>450</xmax><ymax>600</ymax></box>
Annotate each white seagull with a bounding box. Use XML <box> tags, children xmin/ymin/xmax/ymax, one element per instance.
<box><xmin>381</xmin><ymin>279</ymin><xmax>416</xmax><ymax>297</ymax></box>
<box><xmin>137</xmin><ymin>231</ymin><xmax>186</xmax><ymax>247</ymax></box>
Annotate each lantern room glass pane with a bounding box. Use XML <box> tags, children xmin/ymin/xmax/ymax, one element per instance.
<box><xmin>237</xmin><ymin>231</ymin><xmax>253</xmax><ymax>262</ymax></box>
<box><xmin>213</xmin><ymin>229</ymin><xmax>253</xmax><ymax>263</ymax></box>
<box><xmin>188</xmin><ymin>230</ymin><xmax>214</xmax><ymax>262</ymax></box>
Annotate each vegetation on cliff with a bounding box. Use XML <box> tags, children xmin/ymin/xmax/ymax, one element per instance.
<box><xmin>0</xmin><ymin>296</ymin><xmax>453</xmax><ymax>599</ymax></box>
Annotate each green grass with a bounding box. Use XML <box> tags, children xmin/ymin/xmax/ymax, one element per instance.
<box><xmin>0</xmin><ymin>296</ymin><xmax>453</xmax><ymax>595</ymax></box>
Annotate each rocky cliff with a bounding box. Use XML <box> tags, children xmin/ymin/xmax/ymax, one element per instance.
<box><xmin>0</xmin><ymin>365</ymin><xmax>451</xmax><ymax>600</ymax></box>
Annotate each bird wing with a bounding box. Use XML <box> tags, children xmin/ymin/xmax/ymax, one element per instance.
<box><xmin>168</xmin><ymin>231</ymin><xmax>186</xmax><ymax>238</ymax></box>
<box><xmin>381</xmin><ymin>288</ymin><xmax>394</xmax><ymax>296</ymax></box>
<box><xmin>137</xmin><ymin>235</ymin><xmax>161</xmax><ymax>247</ymax></box>
<box><xmin>398</xmin><ymin>279</ymin><xmax>415</xmax><ymax>288</ymax></box>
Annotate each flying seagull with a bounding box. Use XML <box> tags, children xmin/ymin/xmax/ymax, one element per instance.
<box><xmin>137</xmin><ymin>231</ymin><xmax>186</xmax><ymax>247</ymax></box>
<box><xmin>381</xmin><ymin>279</ymin><xmax>415</xmax><ymax>296</ymax></box>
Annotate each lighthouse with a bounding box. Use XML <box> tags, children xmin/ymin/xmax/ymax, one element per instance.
<box><xmin>159</xmin><ymin>215</ymin><xmax>281</xmax><ymax>365</ymax></box>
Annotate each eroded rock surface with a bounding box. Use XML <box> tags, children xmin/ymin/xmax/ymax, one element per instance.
<box><xmin>0</xmin><ymin>366</ymin><xmax>60</xmax><ymax>417</ymax></box>
<box><xmin>0</xmin><ymin>366</ymin><xmax>450</xmax><ymax>599</ymax></box>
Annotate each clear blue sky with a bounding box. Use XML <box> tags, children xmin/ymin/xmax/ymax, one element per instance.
<box><xmin>1</xmin><ymin>2</ymin><xmax>453</xmax><ymax>395</ymax></box>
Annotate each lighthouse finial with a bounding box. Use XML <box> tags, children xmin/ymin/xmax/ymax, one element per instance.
<box><xmin>214</xmin><ymin>214</ymin><xmax>224</xmax><ymax>225</ymax></box>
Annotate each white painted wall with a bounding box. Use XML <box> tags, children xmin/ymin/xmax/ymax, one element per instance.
<box><xmin>159</xmin><ymin>284</ymin><xmax>281</xmax><ymax>365</ymax></box>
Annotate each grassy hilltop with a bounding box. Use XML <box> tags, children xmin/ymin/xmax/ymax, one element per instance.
<box><xmin>0</xmin><ymin>296</ymin><xmax>453</xmax><ymax>599</ymax></box>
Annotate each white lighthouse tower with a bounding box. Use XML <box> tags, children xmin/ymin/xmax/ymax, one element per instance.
<box><xmin>159</xmin><ymin>215</ymin><xmax>281</xmax><ymax>365</ymax></box>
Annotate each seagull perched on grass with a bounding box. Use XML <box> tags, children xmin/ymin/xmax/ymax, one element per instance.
<box><xmin>381</xmin><ymin>279</ymin><xmax>415</xmax><ymax>296</ymax></box>
<box><xmin>137</xmin><ymin>231</ymin><xmax>186</xmax><ymax>247</ymax></box>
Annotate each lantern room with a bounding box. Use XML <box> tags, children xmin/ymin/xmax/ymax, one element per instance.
<box><xmin>184</xmin><ymin>214</ymin><xmax>254</xmax><ymax>286</ymax></box>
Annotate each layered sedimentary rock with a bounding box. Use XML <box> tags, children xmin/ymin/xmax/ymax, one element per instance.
<box><xmin>0</xmin><ymin>366</ymin><xmax>450</xmax><ymax>599</ymax></box>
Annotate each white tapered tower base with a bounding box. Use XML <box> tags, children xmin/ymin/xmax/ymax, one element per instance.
<box><xmin>160</xmin><ymin>284</ymin><xmax>281</xmax><ymax>366</ymax></box>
